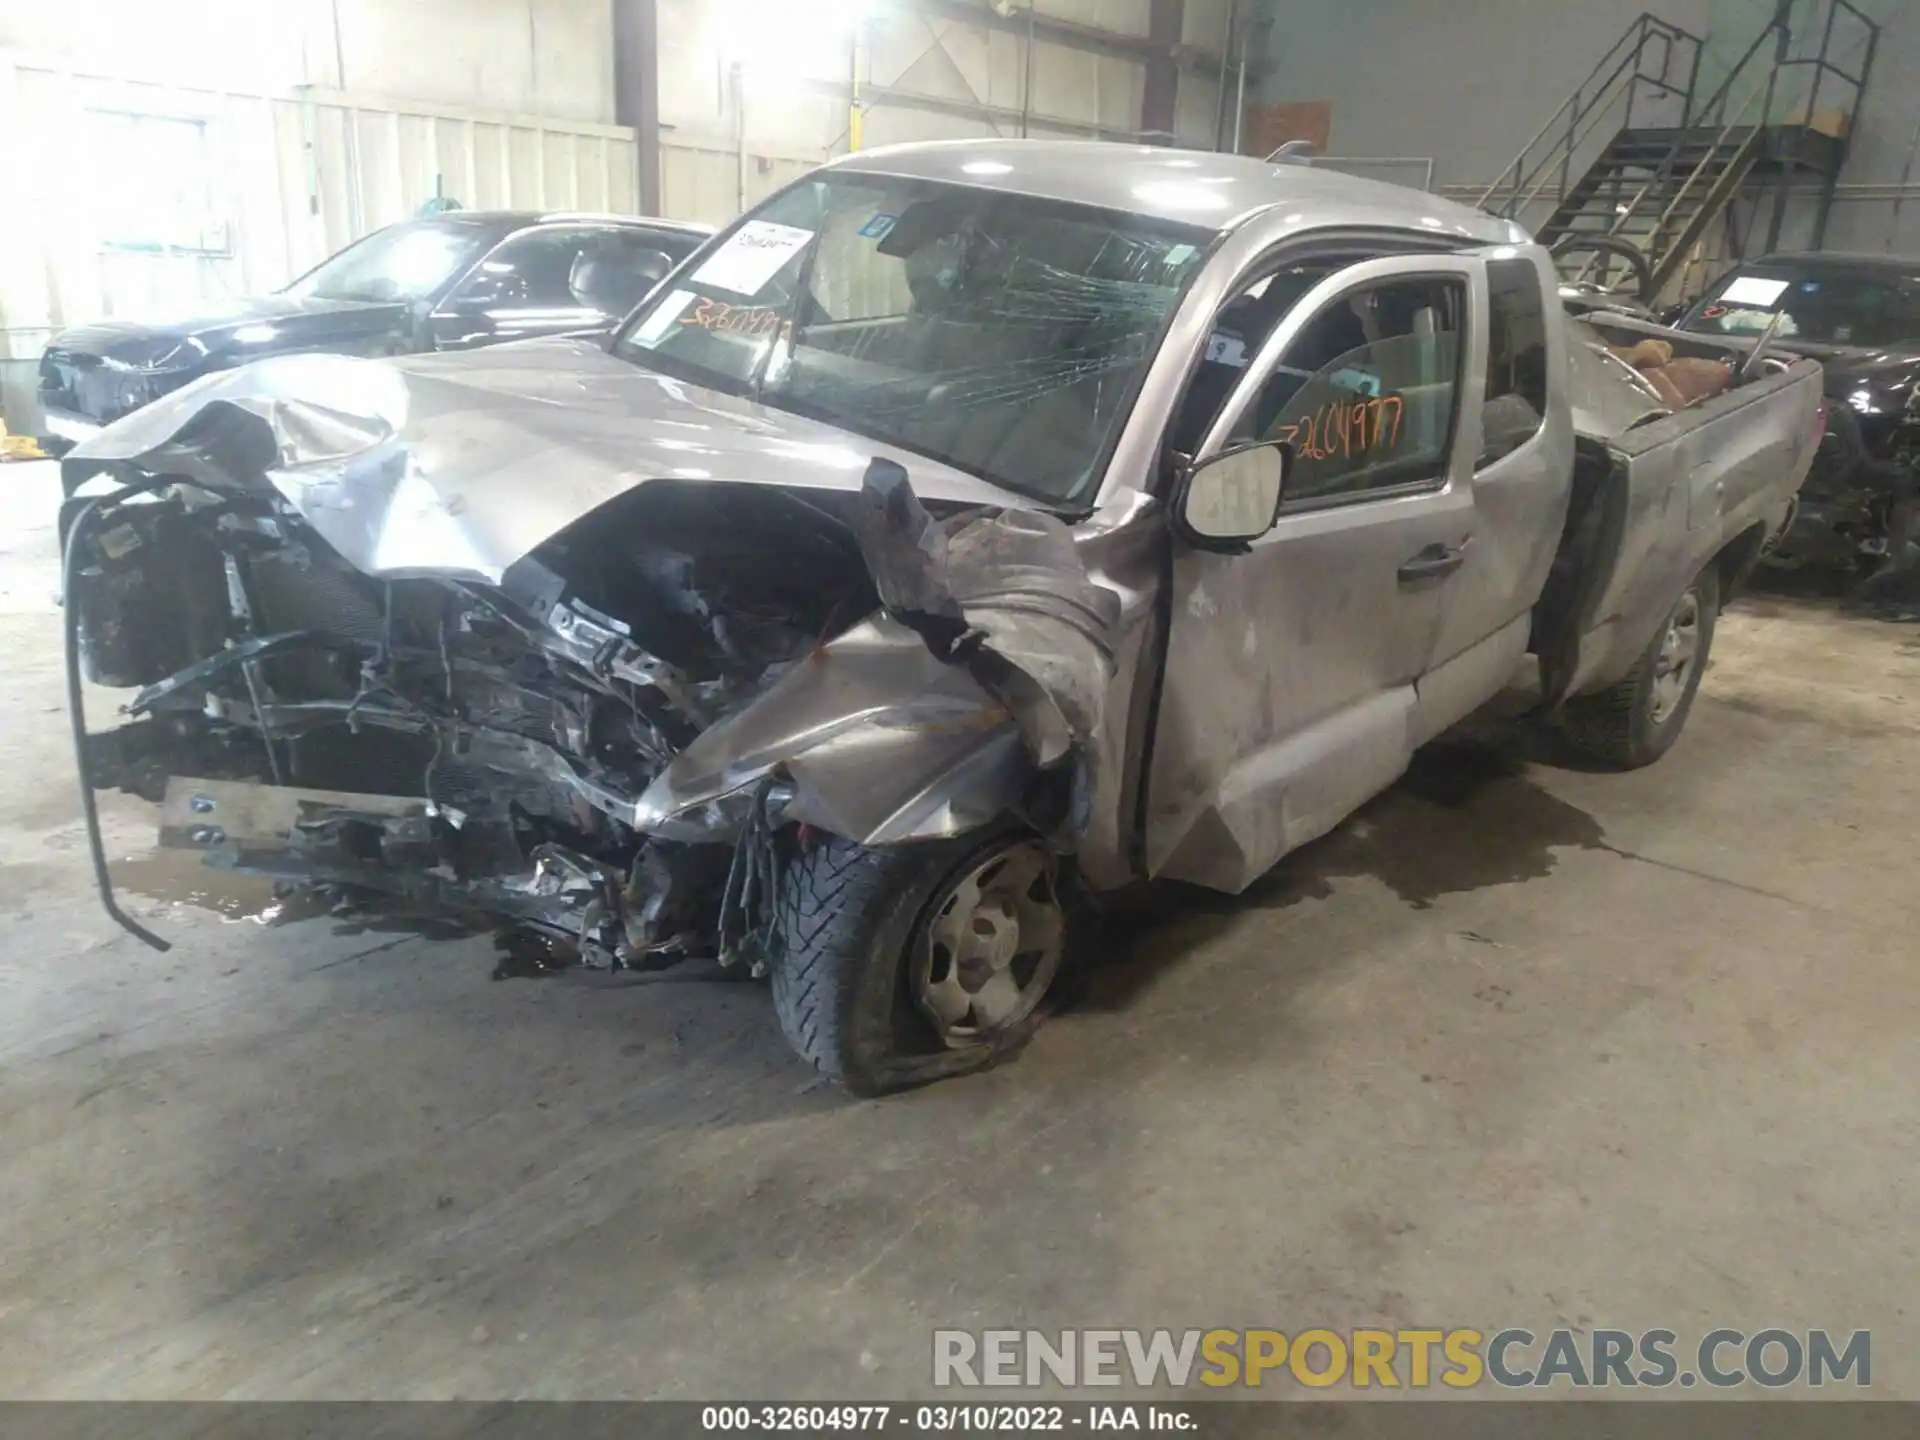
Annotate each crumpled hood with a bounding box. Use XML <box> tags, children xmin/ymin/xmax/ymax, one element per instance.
<box><xmin>70</xmin><ymin>337</ymin><xmax>1033</xmax><ymax>586</ymax></box>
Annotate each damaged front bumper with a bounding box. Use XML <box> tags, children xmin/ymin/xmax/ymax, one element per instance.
<box><xmin>61</xmin><ymin>369</ymin><xmax>1130</xmax><ymax>968</ymax></box>
<box><xmin>1764</xmin><ymin>397</ymin><xmax>1919</xmax><ymax>572</ymax></box>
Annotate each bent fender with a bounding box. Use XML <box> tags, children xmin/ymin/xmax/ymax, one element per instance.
<box><xmin>637</xmin><ymin>462</ymin><xmax>1132</xmax><ymax>848</ymax></box>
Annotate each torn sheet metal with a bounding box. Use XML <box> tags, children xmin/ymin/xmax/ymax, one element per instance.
<box><xmin>849</xmin><ymin>458</ymin><xmax>1123</xmax><ymax>766</ymax></box>
<box><xmin>635</xmin><ymin>465</ymin><xmax>1138</xmax><ymax>848</ymax></box>
<box><xmin>69</xmin><ymin>339</ymin><xmax>1030</xmax><ymax>586</ymax></box>
<box><xmin>632</xmin><ymin>616</ymin><xmax>1030</xmax><ymax>846</ymax></box>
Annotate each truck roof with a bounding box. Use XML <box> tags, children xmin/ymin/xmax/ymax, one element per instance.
<box><xmin>827</xmin><ymin>139</ymin><xmax>1517</xmax><ymax>244</ymax></box>
<box><xmin>428</xmin><ymin>210</ymin><xmax>712</xmax><ymax>235</ymax></box>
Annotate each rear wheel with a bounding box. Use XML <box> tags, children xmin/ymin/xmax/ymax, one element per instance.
<box><xmin>1561</xmin><ymin>566</ymin><xmax>1718</xmax><ymax>769</ymax></box>
<box><xmin>770</xmin><ymin>831</ymin><xmax>1068</xmax><ymax>1096</ymax></box>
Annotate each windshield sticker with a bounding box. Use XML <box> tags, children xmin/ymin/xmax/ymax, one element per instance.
<box><xmin>1721</xmin><ymin>276</ymin><xmax>1792</xmax><ymax>308</ymax></box>
<box><xmin>691</xmin><ymin>220</ymin><xmax>816</xmax><ymax>297</ymax></box>
<box><xmin>1205</xmin><ymin>331</ymin><xmax>1247</xmax><ymax>366</ymax></box>
<box><xmin>1166</xmin><ymin>243</ymin><xmax>1198</xmax><ymax>266</ymax></box>
<box><xmin>680</xmin><ymin>298</ymin><xmax>785</xmax><ymax>337</ymax></box>
<box><xmin>858</xmin><ymin>213</ymin><xmax>898</xmax><ymax>240</ymax></box>
<box><xmin>633</xmin><ymin>289</ymin><xmax>697</xmax><ymax>344</ymax></box>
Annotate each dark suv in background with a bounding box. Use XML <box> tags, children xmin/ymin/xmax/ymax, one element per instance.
<box><xmin>38</xmin><ymin>210</ymin><xmax>710</xmax><ymax>452</ymax></box>
<box><xmin>1675</xmin><ymin>251</ymin><xmax>1920</xmax><ymax>581</ymax></box>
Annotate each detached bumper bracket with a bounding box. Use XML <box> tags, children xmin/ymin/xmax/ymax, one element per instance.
<box><xmin>63</xmin><ymin>486</ymin><xmax>173</xmax><ymax>952</ymax></box>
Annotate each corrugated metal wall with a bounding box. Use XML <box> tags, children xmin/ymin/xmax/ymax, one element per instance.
<box><xmin>653</xmin><ymin>0</ymin><xmax>1235</xmax><ymax>227</ymax></box>
<box><xmin>3</xmin><ymin>0</ymin><xmax>1247</xmax><ymax>372</ymax></box>
<box><xmin>1256</xmin><ymin>0</ymin><xmax>1919</xmax><ymax>256</ymax></box>
<box><xmin>0</xmin><ymin>55</ymin><xmax>637</xmax><ymax>364</ymax></box>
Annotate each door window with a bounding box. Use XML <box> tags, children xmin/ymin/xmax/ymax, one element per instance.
<box><xmin>447</xmin><ymin>227</ymin><xmax>694</xmax><ymax>316</ymax></box>
<box><xmin>570</xmin><ymin>229</ymin><xmax>701</xmax><ymax>315</ymax></box>
<box><xmin>1232</xmin><ymin>276</ymin><xmax>1466</xmax><ymax>505</ymax></box>
<box><xmin>1166</xmin><ymin>262</ymin><xmax>1341</xmax><ymax>455</ymax></box>
<box><xmin>1482</xmin><ymin>258</ymin><xmax>1549</xmax><ymax>464</ymax></box>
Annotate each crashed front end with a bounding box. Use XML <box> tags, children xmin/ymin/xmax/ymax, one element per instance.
<box><xmin>1766</xmin><ymin>362</ymin><xmax>1920</xmax><ymax>576</ymax></box>
<box><xmin>63</xmin><ymin>348</ymin><xmax>1122</xmax><ymax>971</ymax></box>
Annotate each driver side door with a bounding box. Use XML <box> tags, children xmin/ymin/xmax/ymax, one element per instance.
<box><xmin>1145</xmin><ymin>254</ymin><xmax>1482</xmax><ymax>893</ymax></box>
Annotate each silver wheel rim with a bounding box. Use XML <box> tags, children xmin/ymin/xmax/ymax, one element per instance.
<box><xmin>913</xmin><ymin>841</ymin><xmax>1064</xmax><ymax>1046</ymax></box>
<box><xmin>1650</xmin><ymin>588</ymin><xmax>1702</xmax><ymax>725</ymax></box>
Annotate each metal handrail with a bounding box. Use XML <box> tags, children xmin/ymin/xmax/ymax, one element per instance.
<box><xmin>1487</xmin><ymin>1</ymin><xmax>1883</xmax><ymax>276</ymax></box>
<box><xmin>1601</xmin><ymin>0</ymin><xmax>1881</xmax><ymax>258</ymax></box>
<box><xmin>1781</xmin><ymin>0</ymin><xmax>1879</xmax><ymax>131</ymax></box>
<box><xmin>1478</xmin><ymin>12</ymin><xmax>1705</xmax><ymax>216</ymax></box>
<box><xmin>1503</xmin><ymin>85</ymin><xmax>1642</xmax><ymax>220</ymax></box>
<box><xmin>1565</xmin><ymin>69</ymin><xmax>1768</xmax><ymax>288</ymax></box>
<box><xmin>1681</xmin><ymin>18</ymin><xmax>1780</xmax><ymax>132</ymax></box>
<box><xmin>1592</xmin><ymin>19</ymin><xmax>1779</xmax><ymax>246</ymax></box>
<box><xmin>1478</xmin><ymin>14</ymin><xmax>1666</xmax><ymax>200</ymax></box>
<box><xmin>1642</xmin><ymin>74</ymin><xmax>1767</xmax><ymax>242</ymax></box>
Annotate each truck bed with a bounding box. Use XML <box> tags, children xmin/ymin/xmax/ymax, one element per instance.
<box><xmin>1541</xmin><ymin>314</ymin><xmax>1825</xmax><ymax>702</ymax></box>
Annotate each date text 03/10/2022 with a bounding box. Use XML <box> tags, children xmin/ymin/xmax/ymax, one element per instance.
<box><xmin>700</xmin><ymin>1404</ymin><xmax>1194</xmax><ymax>1431</ymax></box>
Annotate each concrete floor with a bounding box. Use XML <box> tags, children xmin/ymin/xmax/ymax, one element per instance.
<box><xmin>1</xmin><ymin>460</ymin><xmax>1916</xmax><ymax>1399</ymax></box>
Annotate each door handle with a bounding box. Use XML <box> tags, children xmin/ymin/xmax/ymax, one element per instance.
<box><xmin>1398</xmin><ymin>540</ymin><xmax>1470</xmax><ymax>585</ymax></box>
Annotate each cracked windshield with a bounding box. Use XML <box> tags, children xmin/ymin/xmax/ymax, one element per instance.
<box><xmin>614</xmin><ymin>174</ymin><xmax>1211</xmax><ymax>503</ymax></box>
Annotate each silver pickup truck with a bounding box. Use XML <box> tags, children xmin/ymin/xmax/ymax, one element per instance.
<box><xmin>61</xmin><ymin>141</ymin><xmax>1821</xmax><ymax>1093</ymax></box>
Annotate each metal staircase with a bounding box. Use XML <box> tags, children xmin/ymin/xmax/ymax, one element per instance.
<box><xmin>1481</xmin><ymin>4</ymin><xmax>1880</xmax><ymax>299</ymax></box>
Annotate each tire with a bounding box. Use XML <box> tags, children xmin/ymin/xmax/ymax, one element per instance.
<box><xmin>1561</xmin><ymin>565</ymin><xmax>1718</xmax><ymax>769</ymax></box>
<box><xmin>770</xmin><ymin>830</ymin><xmax>1068</xmax><ymax>1096</ymax></box>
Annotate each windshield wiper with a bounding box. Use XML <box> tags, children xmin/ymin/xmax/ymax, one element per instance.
<box><xmin>748</xmin><ymin>232</ymin><xmax>824</xmax><ymax>404</ymax></box>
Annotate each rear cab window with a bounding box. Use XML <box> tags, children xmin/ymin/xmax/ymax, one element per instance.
<box><xmin>1482</xmin><ymin>257</ymin><xmax>1549</xmax><ymax>464</ymax></box>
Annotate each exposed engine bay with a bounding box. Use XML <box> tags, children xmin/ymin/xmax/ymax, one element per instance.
<box><xmin>76</xmin><ymin>478</ymin><xmax>878</xmax><ymax>966</ymax></box>
<box><xmin>61</xmin><ymin>346</ymin><xmax>1124</xmax><ymax>973</ymax></box>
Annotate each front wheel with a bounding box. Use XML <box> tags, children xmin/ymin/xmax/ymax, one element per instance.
<box><xmin>770</xmin><ymin>831</ymin><xmax>1069</xmax><ymax>1096</ymax></box>
<box><xmin>1560</xmin><ymin>566</ymin><xmax>1718</xmax><ymax>769</ymax></box>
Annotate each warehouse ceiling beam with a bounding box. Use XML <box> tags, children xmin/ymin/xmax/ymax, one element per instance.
<box><xmin>877</xmin><ymin>0</ymin><xmax>1234</xmax><ymax>82</ymax></box>
<box><xmin>611</xmin><ymin>0</ymin><xmax>662</xmax><ymax>213</ymax></box>
<box><xmin>799</xmin><ymin>76</ymin><xmax>1148</xmax><ymax>143</ymax></box>
<box><xmin>885</xmin><ymin>14</ymin><xmax>1008</xmax><ymax>137</ymax></box>
<box><xmin>1140</xmin><ymin>0</ymin><xmax>1185</xmax><ymax>142</ymax></box>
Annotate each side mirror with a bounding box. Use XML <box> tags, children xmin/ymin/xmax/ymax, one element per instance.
<box><xmin>1174</xmin><ymin>441</ymin><xmax>1289</xmax><ymax>550</ymax></box>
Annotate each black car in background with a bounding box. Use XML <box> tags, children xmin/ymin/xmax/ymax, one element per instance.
<box><xmin>1675</xmin><ymin>251</ymin><xmax>1920</xmax><ymax>579</ymax></box>
<box><xmin>38</xmin><ymin>210</ymin><xmax>710</xmax><ymax>451</ymax></box>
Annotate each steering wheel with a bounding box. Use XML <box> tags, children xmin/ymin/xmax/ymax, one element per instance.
<box><xmin>1550</xmin><ymin>235</ymin><xmax>1655</xmax><ymax>305</ymax></box>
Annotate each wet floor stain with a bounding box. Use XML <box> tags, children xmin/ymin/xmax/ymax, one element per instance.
<box><xmin>113</xmin><ymin>849</ymin><xmax>317</xmax><ymax>925</ymax></box>
<box><xmin>1080</xmin><ymin>730</ymin><xmax>1617</xmax><ymax>1013</ymax></box>
<box><xmin>109</xmin><ymin>848</ymin><xmax>501</xmax><ymax>944</ymax></box>
<box><xmin>1287</xmin><ymin>733</ymin><xmax>1614</xmax><ymax>911</ymax></box>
